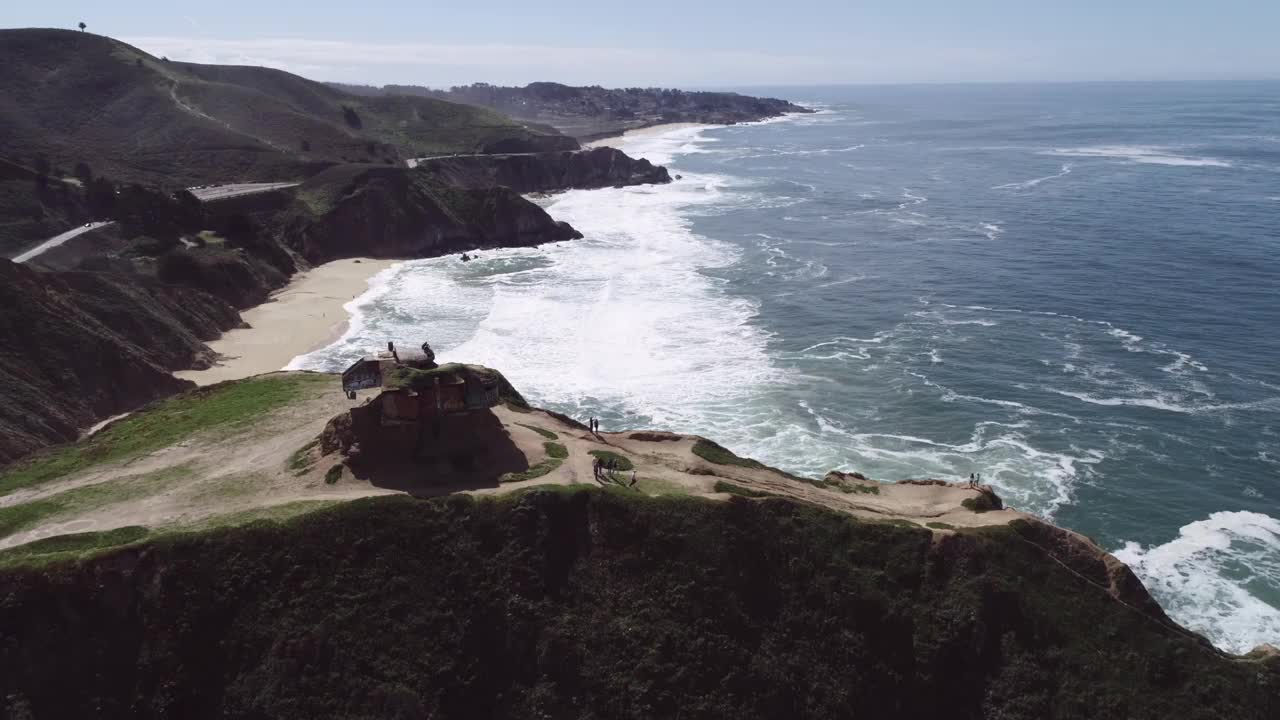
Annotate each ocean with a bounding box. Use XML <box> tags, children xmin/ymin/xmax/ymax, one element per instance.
<box><xmin>291</xmin><ymin>81</ymin><xmax>1280</xmax><ymax>655</ymax></box>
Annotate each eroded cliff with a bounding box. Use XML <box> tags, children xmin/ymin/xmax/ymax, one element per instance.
<box><xmin>276</xmin><ymin>165</ymin><xmax>581</xmax><ymax>263</ymax></box>
<box><xmin>0</xmin><ymin>490</ymin><xmax>1275</xmax><ymax>719</ymax></box>
<box><xmin>0</xmin><ymin>259</ymin><xmax>241</xmax><ymax>463</ymax></box>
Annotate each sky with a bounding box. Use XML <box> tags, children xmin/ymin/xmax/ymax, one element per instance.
<box><xmin>8</xmin><ymin>1</ymin><xmax>1280</xmax><ymax>88</ymax></box>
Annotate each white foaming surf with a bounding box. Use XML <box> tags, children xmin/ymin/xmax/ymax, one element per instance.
<box><xmin>992</xmin><ymin>162</ymin><xmax>1074</xmax><ymax>190</ymax></box>
<box><xmin>291</xmin><ymin>125</ymin><xmax>784</xmax><ymax>447</ymax></box>
<box><xmin>1115</xmin><ymin>511</ymin><xmax>1280</xmax><ymax>654</ymax></box>
<box><xmin>1045</xmin><ymin>145</ymin><xmax>1232</xmax><ymax>168</ymax></box>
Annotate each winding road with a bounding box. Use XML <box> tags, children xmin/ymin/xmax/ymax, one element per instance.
<box><xmin>12</xmin><ymin>183</ymin><xmax>300</xmax><ymax>263</ymax></box>
<box><xmin>188</xmin><ymin>182</ymin><xmax>299</xmax><ymax>201</ymax></box>
<box><xmin>12</xmin><ymin>221</ymin><xmax>114</xmax><ymax>263</ymax></box>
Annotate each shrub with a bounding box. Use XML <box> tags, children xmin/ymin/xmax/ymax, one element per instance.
<box><xmin>544</xmin><ymin>442</ymin><xmax>568</xmax><ymax>459</ymax></box>
<box><xmin>516</xmin><ymin>424</ymin><xmax>557</xmax><ymax>440</ymax></box>
<box><xmin>962</xmin><ymin>492</ymin><xmax>1003</xmax><ymax>513</ymax></box>
<box><xmin>324</xmin><ymin>465</ymin><xmax>344</xmax><ymax>485</ymax></box>
<box><xmin>691</xmin><ymin>439</ymin><xmax>763</xmax><ymax>469</ymax></box>
<box><xmin>713</xmin><ymin>481</ymin><xmax>773</xmax><ymax>499</ymax></box>
<box><xmin>499</xmin><ymin>459</ymin><xmax>562</xmax><ymax>483</ymax></box>
<box><xmin>589</xmin><ymin>450</ymin><xmax>633</xmax><ymax>471</ymax></box>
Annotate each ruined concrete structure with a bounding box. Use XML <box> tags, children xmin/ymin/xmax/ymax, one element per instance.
<box><xmin>325</xmin><ymin>342</ymin><xmax>513</xmax><ymax>468</ymax></box>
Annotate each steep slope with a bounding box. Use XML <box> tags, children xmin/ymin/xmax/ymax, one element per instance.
<box><xmin>0</xmin><ymin>157</ymin><xmax>91</xmax><ymax>257</ymax></box>
<box><xmin>0</xmin><ymin>490</ymin><xmax>1275</xmax><ymax>719</ymax></box>
<box><xmin>0</xmin><ymin>29</ymin><xmax>577</xmax><ymax>186</ymax></box>
<box><xmin>0</xmin><ymin>259</ymin><xmax>241</xmax><ymax>463</ymax></box>
<box><xmin>414</xmin><ymin>146</ymin><xmax>671</xmax><ymax>192</ymax></box>
<box><xmin>276</xmin><ymin>165</ymin><xmax>581</xmax><ymax>263</ymax></box>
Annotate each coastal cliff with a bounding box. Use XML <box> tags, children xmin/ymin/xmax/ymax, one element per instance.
<box><xmin>0</xmin><ymin>259</ymin><xmax>240</xmax><ymax>464</ymax></box>
<box><xmin>276</xmin><ymin>165</ymin><xmax>581</xmax><ymax>263</ymax></box>
<box><xmin>415</xmin><ymin>147</ymin><xmax>671</xmax><ymax>192</ymax></box>
<box><xmin>0</xmin><ymin>488</ymin><xmax>1275</xmax><ymax>719</ymax></box>
<box><xmin>335</xmin><ymin>81</ymin><xmax>813</xmax><ymax>140</ymax></box>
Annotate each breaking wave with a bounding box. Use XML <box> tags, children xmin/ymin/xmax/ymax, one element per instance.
<box><xmin>1115</xmin><ymin>511</ymin><xmax>1280</xmax><ymax>654</ymax></box>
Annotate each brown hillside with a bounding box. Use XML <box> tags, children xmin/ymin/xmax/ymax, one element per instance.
<box><xmin>0</xmin><ymin>29</ymin><xmax>577</xmax><ymax>186</ymax></box>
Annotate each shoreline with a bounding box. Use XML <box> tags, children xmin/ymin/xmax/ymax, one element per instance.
<box><xmin>582</xmin><ymin>110</ymin><xmax>812</xmax><ymax>146</ymax></box>
<box><xmin>174</xmin><ymin>258</ymin><xmax>397</xmax><ymax>386</ymax></box>
<box><xmin>583</xmin><ymin>122</ymin><xmax>712</xmax><ymax>148</ymax></box>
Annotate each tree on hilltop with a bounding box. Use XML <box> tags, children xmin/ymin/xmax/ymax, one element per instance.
<box><xmin>78</xmin><ymin>22</ymin><xmax>86</xmax><ymax>32</ymax></box>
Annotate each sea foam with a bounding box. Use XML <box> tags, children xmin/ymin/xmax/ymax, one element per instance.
<box><xmin>1115</xmin><ymin>511</ymin><xmax>1280</xmax><ymax>654</ymax></box>
<box><xmin>1045</xmin><ymin>145</ymin><xmax>1232</xmax><ymax>167</ymax></box>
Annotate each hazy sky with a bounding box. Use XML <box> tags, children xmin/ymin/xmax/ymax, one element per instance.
<box><xmin>10</xmin><ymin>1</ymin><xmax>1280</xmax><ymax>87</ymax></box>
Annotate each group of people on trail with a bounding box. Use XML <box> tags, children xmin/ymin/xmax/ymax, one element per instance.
<box><xmin>968</xmin><ymin>472</ymin><xmax>983</xmax><ymax>488</ymax></box>
<box><xmin>587</xmin><ymin>416</ymin><xmax>637</xmax><ymax>486</ymax></box>
<box><xmin>593</xmin><ymin>456</ymin><xmax>637</xmax><ymax>487</ymax></box>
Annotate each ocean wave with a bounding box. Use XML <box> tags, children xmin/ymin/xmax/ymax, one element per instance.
<box><xmin>1114</xmin><ymin>511</ymin><xmax>1280</xmax><ymax>654</ymax></box>
<box><xmin>991</xmin><ymin>162</ymin><xmax>1074</xmax><ymax>190</ymax></box>
<box><xmin>1045</xmin><ymin>145</ymin><xmax>1232</xmax><ymax>168</ymax></box>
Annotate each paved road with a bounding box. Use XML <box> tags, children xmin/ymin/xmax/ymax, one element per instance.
<box><xmin>11</xmin><ymin>184</ymin><xmax>297</xmax><ymax>263</ymax></box>
<box><xmin>406</xmin><ymin>152</ymin><xmax>546</xmax><ymax>168</ymax></box>
<box><xmin>189</xmin><ymin>182</ymin><xmax>299</xmax><ymax>201</ymax></box>
<box><xmin>12</xmin><ymin>221</ymin><xmax>114</xmax><ymax>263</ymax></box>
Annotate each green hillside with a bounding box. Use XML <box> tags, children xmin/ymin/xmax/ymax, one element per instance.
<box><xmin>0</xmin><ymin>28</ymin><xmax>577</xmax><ymax>187</ymax></box>
<box><xmin>0</xmin><ymin>490</ymin><xmax>1275</xmax><ymax>719</ymax></box>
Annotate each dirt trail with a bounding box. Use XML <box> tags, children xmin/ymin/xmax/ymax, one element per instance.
<box><xmin>0</xmin><ymin>373</ymin><xmax>1026</xmax><ymax>551</ymax></box>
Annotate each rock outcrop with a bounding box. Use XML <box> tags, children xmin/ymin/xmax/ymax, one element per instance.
<box><xmin>276</xmin><ymin>165</ymin><xmax>581</xmax><ymax>264</ymax></box>
<box><xmin>415</xmin><ymin>147</ymin><xmax>671</xmax><ymax>193</ymax></box>
<box><xmin>0</xmin><ymin>259</ymin><xmax>242</xmax><ymax>463</ymax></box>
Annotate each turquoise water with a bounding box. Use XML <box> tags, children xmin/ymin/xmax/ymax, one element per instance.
<box><xmin>294</xmin><ymin>82</ymin><xmax>1280</xmax><ymax>653</ymax></box>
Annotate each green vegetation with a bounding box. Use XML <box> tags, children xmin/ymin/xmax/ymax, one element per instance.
<box><xmin>499</xmin><ymin>458</ymin><xmax>562</xmax><ymax>483</ymax></box>
<box><xmin>0</xmin><ymin>374</ymin><xmax>329</xmax><ymax>496</ymax></box>
<box><xmin>324</xmin><ymin>465</ymin><xmax>344</xmax><ymax>485</ymax></box>
<box><xmin>713</xmin><ymin>481</ymin><xmax>774</xmax><ymax>499</ymax></box>
<box><xmin>691</xmin><ymin>438</ymin><xmax>764</xmax><ymax>469</ymax></box>
<box><xmin>381</xmin><ymin>363</ymin><xmax>529</xmax><ymax>409</ymax></box>
<box><xmin>288</xmin><ymin>439</ymin><xmax>321</xmax><ymax>472</ymax></box>
<box><xmin>543</xmin><ymin>442</ymin><xmax>568</xmax><ymax>459</ymax></box>
<box><xmin>0</xmin><ymin>526</ymin><xmax>150</xmax><ymax>567</ymax></box>
<box><xmin>0</xmin><ymin>29</ymin><xmax>573</xmax><ymax>187</ymax></box>
<box><xmin>0</xmin><ymin>465</ymin><xmax>190</xmax><ymax>539</ymax></box>
<box><xmin>877</xmin><ymin>518</ymin><xmax>921</xmax><ymax>529</ymax></box>
<box><xmin>633</xmin><ymin>476</ymin><xmax>689</xmax><ymax>496</ymax></box>
<box><xmin>194</xmin><ymin>500</ymin><xmax>340</xmax><ymax>531</ymax></box>
<box><xmin>0</xmin><ymin>490</ymin><xmax>1270</xmax><ymax>718</ymax></box>
<box><xmin>962</xmin><ymin>492</ymin><xmax>1003</xmax><ymax>513</ymax></box>
<box><xmin>847</xmin><ymin>483</ymin><xmax>881</xmax><ymax>495</ymax></box>
<box><xmin>588</xmin><ymin>450</ymin><xmax>634</xmax><ymax>471</ymax></box>
<box><xmin>516</xmin><ymin>423</ymin><xmax>557</xmax><ymax>440</ymax></box>
<box><xmin>925</xmin><ymin>522</ymin><xmax>956</xmax><ymax>531</ymax></box>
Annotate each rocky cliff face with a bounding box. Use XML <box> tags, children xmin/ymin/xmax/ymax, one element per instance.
<box><xmin>416</xmin><ymin>147</ymin><xmax>670</xmax><ymax>193</ymax></box>
<box><xmin>277</xmin><ymin>165</ymin><xmax>581</xmax><ymax>263</ymax></box>
<box><xmin>0</xmin><ymin>490</ymin><xmax>1275</xmax><ymax>719</ymax></box>
<box><xmin>0</xmin><ymin>260</ymin><xmax>241</xmax><ymax>463</ymax></box>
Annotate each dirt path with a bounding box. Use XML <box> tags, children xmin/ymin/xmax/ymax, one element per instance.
<box><xmin>1</xmin><ymin>373</ymin><xmax>1027</xmax><ymax>551</ymax></box>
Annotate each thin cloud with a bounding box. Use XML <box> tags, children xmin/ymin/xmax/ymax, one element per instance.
<box><xmin>122</xmin><ymin>35</ymin><xmax>993</xmax><ymax>87</ymax></box>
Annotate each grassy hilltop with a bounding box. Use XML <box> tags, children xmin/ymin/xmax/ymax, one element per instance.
<box><xmin>0</xmin><ymin>28</ymin><xmax>577</xmax><ymax>187</ymax></box>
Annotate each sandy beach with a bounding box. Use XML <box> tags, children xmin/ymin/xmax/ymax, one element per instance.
<box><xmin>175</xmin><ymin>258</ymin><xmax>397</xmax><ymax>386</ymax></box>
<box><xmin>584</xmin><ymin>122</ymin><xmax>710</xmax><ymax>148</ymax></box>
